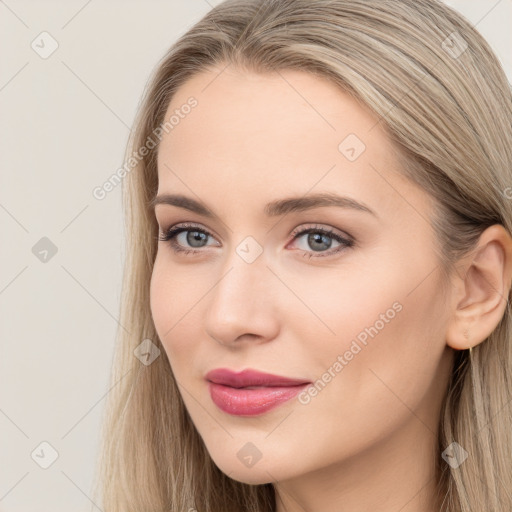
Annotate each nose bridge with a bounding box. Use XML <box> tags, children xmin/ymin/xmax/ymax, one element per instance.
<box><xmin>204</xmin><ymin>239</ymin><xmax>279</xmax><ymax>344</ymax></box>
<box><xmin>209</xmin><ymin>242</ymin><xmax>268</xmax><ymax>316</ymax></box>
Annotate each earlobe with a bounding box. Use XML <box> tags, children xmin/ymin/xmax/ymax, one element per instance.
<box><xmin>445</xmin><ymin>224</ymin><xmax>512</xmax><ymax>351</ymax></box>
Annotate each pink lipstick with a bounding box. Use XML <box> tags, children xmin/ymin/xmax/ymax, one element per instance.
<box><xmin>205</xmin><ymin>368</ymin><xmax>310</xmax><ymax>416</ymax></box>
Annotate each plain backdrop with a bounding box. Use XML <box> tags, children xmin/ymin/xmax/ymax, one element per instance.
<box><xmin>1</xmin><ymin>1</ymin><xmax>511</xmax><ymax>510</ymax></box>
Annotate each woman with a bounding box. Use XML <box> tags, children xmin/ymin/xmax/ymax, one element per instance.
<box><xmin>95</xmin><ymin>1</ymin><xmax>512</xmax><ymax>510</ymax></box>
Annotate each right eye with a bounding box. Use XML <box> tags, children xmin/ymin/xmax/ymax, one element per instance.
<box><xmin>158</xmin><ymin>222</ymin><xmax>220</xmax><ymax>255</ymax></box>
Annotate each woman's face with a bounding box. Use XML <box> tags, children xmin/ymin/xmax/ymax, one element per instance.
<box><xmin>150</xmin><ymin>66</ymin><xmax>455</xmax><ymax>484</ymax></box>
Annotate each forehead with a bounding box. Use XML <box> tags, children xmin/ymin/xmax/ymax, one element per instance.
<box><xmin>159</xmin><ymin>66</ymin><xmax>386</xmax><ymax>163</ymax></box>
<box><xmin>156</xmin><ymin>66</ymin><xmax>427</xmax><ymax>223</ymax></box>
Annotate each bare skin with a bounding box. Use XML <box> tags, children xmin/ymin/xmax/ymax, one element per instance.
<box><xmin>150</xmin><ymin>65</ymin><xmax>512</xmax><ymax>512</ymax></box>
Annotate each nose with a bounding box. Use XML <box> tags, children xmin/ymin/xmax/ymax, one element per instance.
<box><xmin>204</xmin><ymin>249</ymin><xmax>280</xmax><ymax>347</ymax></box>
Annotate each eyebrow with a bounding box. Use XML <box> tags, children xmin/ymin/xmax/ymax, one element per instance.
<box><xmin>151</xmin><ymin>192</ymin><xmax>377</xmax><ymax>219</ymax></box>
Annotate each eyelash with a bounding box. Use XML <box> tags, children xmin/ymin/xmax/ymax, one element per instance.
<box><xmin>156</xmin><ymin>222</ymin><xmax>354</xmax><ymax>259</ymax></box>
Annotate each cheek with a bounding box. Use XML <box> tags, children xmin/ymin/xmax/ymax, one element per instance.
<box><xmin>290</xmin><ymin>252</ymin><xmax>447</xmax><ymax>409</ymax></box>
<box><xmin>150</xmin><ymin>254</ymin><xmax>197</xmax><ymax>334</ymax></box>
<box><xmin>299</xmin><ymin>241</ymin><xmax>441</xmax><ymax>351</ymax></box>
<box><xmin>281</xmin><ymin>258</ymin><xmax>404</xmax><ymax>357</ymax></box>
<box><xmin>149</xmin><ymin>256</ymin><xmax>207</xmax><ymax>372</ymax></box>
<box><xmin>150</xmin><ymin>257</ymin><xmax>185</xmax><ymax>361</ymax></box>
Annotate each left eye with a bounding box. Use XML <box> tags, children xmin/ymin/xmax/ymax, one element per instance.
<box><xmin>289</xmin><ymin>227</ymin><xmax>353</xmax><ymax>258</ymax></box>
<box><xmin>157</xmin><ymin>223</ymin><xmax>354</xmax><ymax>259</ymax></box>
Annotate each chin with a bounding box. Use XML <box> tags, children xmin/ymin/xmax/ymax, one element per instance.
<box><xmin>208</xmin><ymin>449</ymin><xmax>299</xmax><ymax>485</ymax></box>
<box><xmin>219</xmin><ymin>466</ymin><xmax>276</xmax><ymax>485</ymax></box>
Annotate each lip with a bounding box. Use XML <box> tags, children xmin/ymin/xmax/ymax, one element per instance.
<box><xmin>206</xmin><ymin>368</ymin><xmax>310</xmax><ymax>388</ymax></box>
<box><xmin>205</xmin><ymin>368</ymin><xmax>311</xmax><ymax>416</ymax></box>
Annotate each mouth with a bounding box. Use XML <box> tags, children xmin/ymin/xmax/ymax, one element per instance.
<box><xmin>205</xmin><ymin>368</ymin><xmax>311</xmax><ymax>416</ymax></box>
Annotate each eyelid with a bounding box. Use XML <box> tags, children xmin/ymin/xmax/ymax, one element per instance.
<box><xmin>158</xmin><ymin>221</ymin><xmax>219</xmax><ymax>241</ymax></box>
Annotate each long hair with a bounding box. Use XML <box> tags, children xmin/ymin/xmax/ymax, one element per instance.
<box><xmin>93</xmin><ymin>1</ymin><xmax>512</xmax><ymax>510</ymax></box>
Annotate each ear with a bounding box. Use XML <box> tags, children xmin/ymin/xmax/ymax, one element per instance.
<box><xmin>446</xmin><ymin>224</ymin><xmax>512</xmax><ymax>350</ymax></box>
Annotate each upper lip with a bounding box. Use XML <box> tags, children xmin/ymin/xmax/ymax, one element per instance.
<box><xmin>205</xmin><ymin>368</ymin><xmax>311</xmax><ymax>388</ymax></box>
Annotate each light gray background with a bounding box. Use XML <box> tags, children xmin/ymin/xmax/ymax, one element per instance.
<box><xmin>1</xmin><ymin>1</ymin><xmax>511</xmax><ymax>510</ymax></box>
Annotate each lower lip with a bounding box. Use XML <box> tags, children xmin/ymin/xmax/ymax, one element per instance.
<box><xmin>208</xmin><ymin>382</ymin><xmax>309</xmax><ymax>416</ymax></box>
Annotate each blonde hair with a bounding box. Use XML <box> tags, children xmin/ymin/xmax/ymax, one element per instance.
<box><xmin>93</xmin><ymin>1</ymin><xmax>512</xmax><ymax>510</ymax></box>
